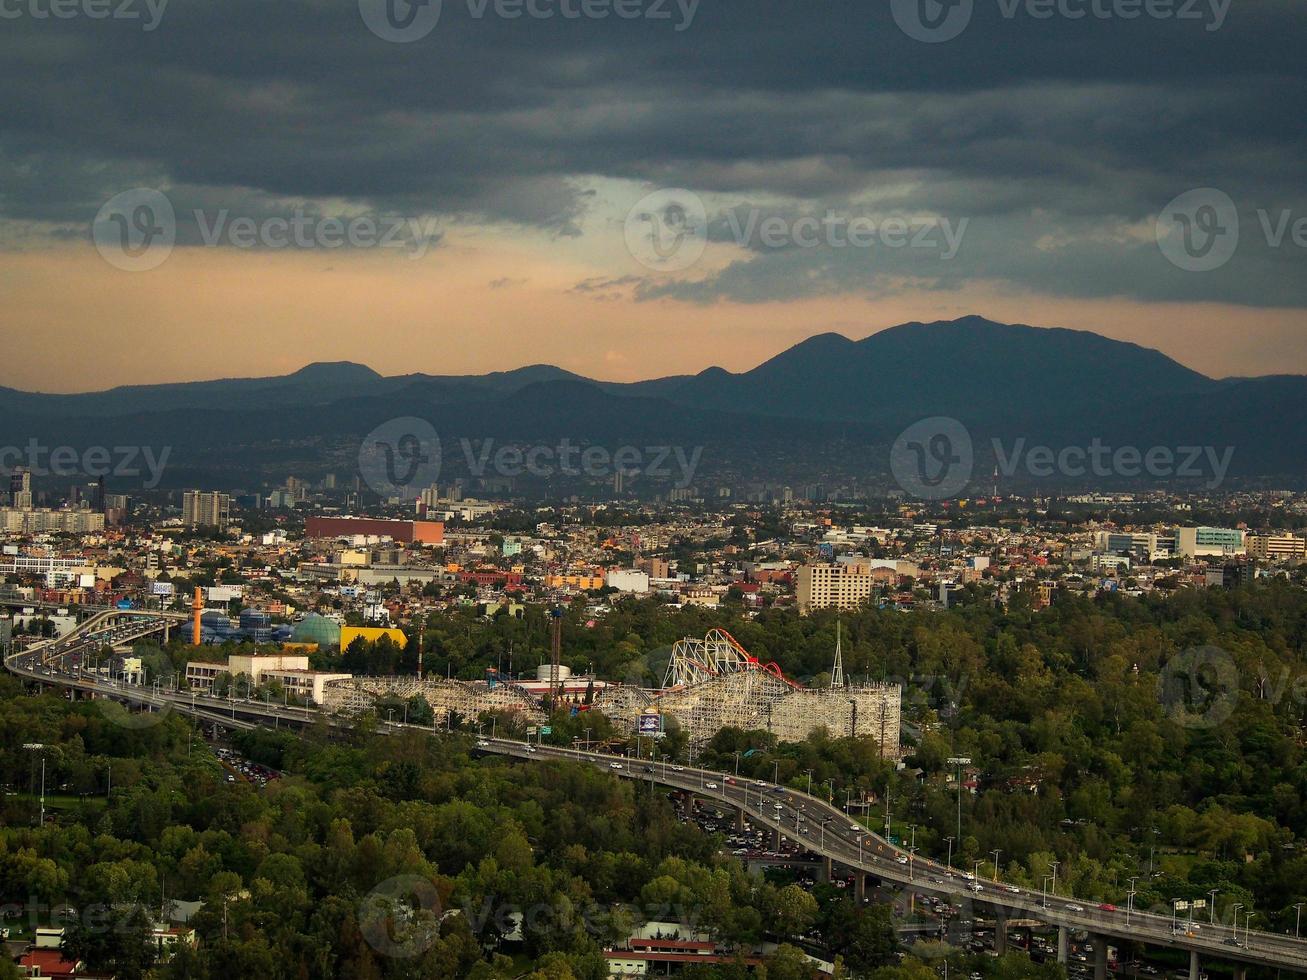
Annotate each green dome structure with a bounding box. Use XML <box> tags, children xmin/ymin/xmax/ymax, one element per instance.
<box><xmin>291</xmin><ymin>613</ymin><xmax>341</xmax><ymax>648</ymax></box>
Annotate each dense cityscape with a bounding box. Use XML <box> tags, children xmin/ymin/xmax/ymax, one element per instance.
<box><xmin>3</xmin><ymin>0</ymin><xmax>1304</xmax><ymax>974</ymax></box>
<box><xmin>4</xmin><ymin>446</ymin><xmax>1307</xmax><ymax>977</ymax></box>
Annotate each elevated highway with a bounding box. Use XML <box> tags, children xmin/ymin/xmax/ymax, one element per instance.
<box><xmin>5</xmin><ymin>615</ymin><xmax>1304</xmax><ymax>978</ymax></box>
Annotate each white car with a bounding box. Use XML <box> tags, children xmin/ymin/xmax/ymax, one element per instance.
<box><xmin>672</xmin><ymin>765</ymin><xmax>685</xmax><ymax>771</ymax></box>
<box><xmin>475</xmin><ymin>740</ymin><xmax>490</xmax><ymax>748</ymax></box>
<box><xmin>773</xmin><ymin>802</ymin><xmax>784</xmax><ymax>810</ymax></box>
<box><xmin>897</xmin><ymin>856</ymin><xmax>909</xmax><ymax>865</ymax></box>
<box><xmin>526</xmin><ymin>746</ymin><xmax>536</xmax><ymax>753</ymax></box>
<box><xmin>705</xmin><ymin>781</ymin><xmax>718</xmax><ymax>789</ymax></box>
<box><xmin>968</xmin><ymin>883</ymin><xmax>983</xmax><ymax>893</ymax></box>
<box><xmin>1066</xmin><ymin>903</ymin><xmax>1085</xmax><ymax>912</ymax></box>
<box><xmin>754</xmin><ymin>779</ymin><xmax>766</xmax><ymax>786</ymax></box>
<box><xmin>609</xmin><ymin>762</ymin><xmax>623</xmax><ymax>770</ymax></box>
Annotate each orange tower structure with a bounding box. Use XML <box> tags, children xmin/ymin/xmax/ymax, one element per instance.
<box><xmin>192</xmin><ymin>587</ymin><xmax>203</xmax><ymax>646</ymax></box>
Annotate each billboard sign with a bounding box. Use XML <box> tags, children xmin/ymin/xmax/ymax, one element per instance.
<box><xmin>638</xmin><ymin>712</ymin><xmax>663</xmax><ymax>735</ymax></box>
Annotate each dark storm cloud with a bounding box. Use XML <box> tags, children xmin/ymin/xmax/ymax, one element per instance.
<box><xmin>0</xmin><ymin>0</ymin><xmax>1303</xmax><ymax>302</ymax></box>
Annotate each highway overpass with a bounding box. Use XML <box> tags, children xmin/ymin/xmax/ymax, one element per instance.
<box><xmin>6</xmin><ymin>618</ymin><xmax>1306</xmax><ymax>979</ymax></box>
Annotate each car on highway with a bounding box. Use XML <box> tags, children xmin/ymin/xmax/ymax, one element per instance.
<box><xmin>896</xmin><ymin>856</ymin><xmax>909</xmax><ymax>865</ymax></box>
<box><xmin>1005</xmin><ymin>885</ymin><xmax>1021</xmax><ymax>894</ymax></box>
<box><xmin>609</xmin><ymin>762</ymin><xmax>623</xmax><ymax>769</ymax></box>
<box><xmin>671</xmin><ymin>765</ymin><xmax>684</xmax><ymax>771</ymax></box>
<box><xmin>705</xmin><ymin>781</ymin><xmax>718</xmax><ymax>789</ymax></box>
<box><xmin>1066</xmin><ymin>904</ymin><xmax>1085</xmax><ymax>912</ymax></box>
<box><xmin>526</xmin><ymin>746</ymin><xmax>537</xmax><ymax>753</ymax></box>
<box><xmin>967</xmin><ymin>883</ymin><xmax>983</xmax><ymax>893</ymax></box>
<box><xmin>773</xmin><ymin>802</ymin><xmax>783</xmax><ymax>810</ymax></box>
<box><xmin>475</xmin><ymin>740</ymin><xmax>490</xmax><ymax>748</ymax></box>
<box><xmin>754</xmin><ymin>779</ymin><xmax>766</xmax><ymax>786</ymax></box>
<box><xmin>1098</xmin><ymin>903</ymin><xmax>1116</xmax><ymax>911</ymax></box>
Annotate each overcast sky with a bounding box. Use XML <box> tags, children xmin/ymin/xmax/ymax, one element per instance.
<box><xmin>1</xmin><ymin>0</ymin><xmax>1304</xmax><ymax>391</ymax></box>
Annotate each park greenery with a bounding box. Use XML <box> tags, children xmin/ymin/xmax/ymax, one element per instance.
<box><xmin>5</xmin><ymin>578</ymin><xmax>1307</xmax><ymax>974</ymax></box>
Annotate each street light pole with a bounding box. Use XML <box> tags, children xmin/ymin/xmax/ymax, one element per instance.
<box><xmin>1295</xmin><ymin>903</ymin><xmax>1304</xmax><ymax>939</ymax></box>
<box><xmin>944</xmin><ymin>836</ymin><xmax>954</xmax><ymax>871</ymax></box>
<box><xmin>990</xmin><ymin>849</ymin><xmax>1001</xmax><ymax>882</ymax></box>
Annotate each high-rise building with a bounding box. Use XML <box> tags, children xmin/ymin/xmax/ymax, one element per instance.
<box><xmin>796</xmin><ymin>562</ymin><xmax>874</xmax><ymax>614</ymax></box>
<box><xmin>9</xmin><ymin>469</ymin><xmax>32</xmax><ymax>509</ymax></box>
<box><xmin>182</xmin><ymin>490</ymin><xmax>231</xmax><ymax>529</ymax></box>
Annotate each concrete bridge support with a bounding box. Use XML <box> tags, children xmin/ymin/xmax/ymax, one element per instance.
<box><xmin>1092</xmin><ymin>934</ymin><xmax>1108</xmax><ymax>980</ymax></box>
<box><xmin>733</xmin><ymin>807</ymin><xmax>745</xmax><ymax>832</ymax></box>
<box><xmin>819</xmin><ymin>855</ymin><xmax>832</xmax><ymax>884</ymax></box>
<box><xmin>1188</xmin><ymin>949</ymin><xmax>1200</xmax><ymax>980</ymax></box>
<box><xmin>855</xmin><ymin>872</ymin><xmax>866</xmax><ymax>903</ymax></box>
<box><xmin>1057</xmin><ymin>925</ymin><xmax>1069</xmax><ymax>965</ymax></box>
<box><xmin>994</xmin><ymin>910</ymin><xmax>1008</xmax><ymax>954</ymax></box>
<box><xmin>1232</xmin><ymin>966</ymin><xmax>1247</xmax><ymax>980</ymax></box>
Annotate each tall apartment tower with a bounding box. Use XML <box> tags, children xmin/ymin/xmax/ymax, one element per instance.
<box><xmin>9</xmin><ymin>469</ymin><xmax>32</xmax><ymax>509</ymax></box>
<box><xmin>182</xmin><ymin>490</ymin><xmax>231</xmax><ymax>529</ymax></box>
<box><xmin>796</xmin><ymin>562</ymin><xmax>874</xmax><ymax>614</ymax></box>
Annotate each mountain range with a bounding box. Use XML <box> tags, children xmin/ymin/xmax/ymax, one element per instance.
<box><xmin>3</xmin><ymin>316</ymin><xmax>1305</xmax><ymax>492</ymax></box>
